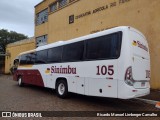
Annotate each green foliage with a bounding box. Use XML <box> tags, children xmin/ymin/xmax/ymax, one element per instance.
<box><xmin>0</xmin><ymin>29</ymin><xmax>28</xmax><ymax>52</ymax></box>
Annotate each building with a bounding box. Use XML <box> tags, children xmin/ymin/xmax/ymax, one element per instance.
<box><xmin>5</xmin><ymin>0</ymin><xmax>160</xmax><ymax>89</ymax></box>
<box><xmin>5</xmin><ymin>38</ymin><xmax>35</xmax><ymax>73</ymax></box>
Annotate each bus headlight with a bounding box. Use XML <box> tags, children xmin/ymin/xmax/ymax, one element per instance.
<box><xmin>125</xmin><ymin>66</ymin><xmax>135</xmax><ymax>86</ymax></box>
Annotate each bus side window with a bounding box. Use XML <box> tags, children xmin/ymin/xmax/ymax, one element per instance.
<box><xmin>20</xmin><ymin>54</ymin><xmax>27</xmax><ymax>65</ymax></box>
<box><xmin>47</xmin><ymin>46</ymin><xmax>62</xmax><ymax>63</ymax></box>
<box><xmin>85</xmin><ymin>32</ymin><xmax>122</xmax><ymax>60</ymax></box>
<box><xmin>85</xmin><ymin>35</ymin><xmax>111</xmax><ymax>60</ymax></box>
<box><xmin>35</xmin><ymin>50</ymin><xmax>48</xmax><ymax>64</ymax></box>
<box><xmin>62</xmin><ymin>41</ymin><xmax>84</xmax><ymax>62</ymax></box>
<box><xmin>26</xmin><ymin>53</ymin><xmax>36</xmax><ymax>64</ymax></box>
<box><xmin>110</xmin><ymin>33</ymin><xmax>122</xmax><ymax>58</ymax></box>
<box><xmin>20</xmin><ymin>53</ymin><xmax>36</xmax><ymax>65</ymax></box>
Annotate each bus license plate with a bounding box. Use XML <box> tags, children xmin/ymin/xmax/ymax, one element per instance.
<box><xmin>141</xmin><ymin>82</ymin><xmax>145</xmax><ymax>87</ymax></box>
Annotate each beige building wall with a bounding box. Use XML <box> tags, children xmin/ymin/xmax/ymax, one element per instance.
<box><xmin>35</xmin><ymin>0</ymin><xmax>160</xmax><ymax>89</ymax></box>
<box><xmin>5</xmin><ymin>38</ymin><xmax>35</xmax><ymax>74</ymax></box>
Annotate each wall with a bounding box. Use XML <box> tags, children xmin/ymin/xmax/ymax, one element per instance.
<box><xmin>34</xmin><ymin>0</ymin><xmax>160</xmax><ymax>89</ymax></box>
<box><xmin>5</xmin><ymin>38</ymin><xmax>35</xmax><ymax>74</ymax></box>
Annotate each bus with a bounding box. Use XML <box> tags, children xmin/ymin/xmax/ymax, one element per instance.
<box><xmin>13</xmin><ymin>26</ymin><xmax>150</xmax><ymax>99</ymax></box>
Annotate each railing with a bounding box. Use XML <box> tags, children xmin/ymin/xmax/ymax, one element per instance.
<box><xmin>49</xmin><ymin>0</ymin><xmax>79</xmax><ymax>13</ymax></box>
<box><xmin>0</xmin><ymin>52</ymin><xmax>11</xmax><ymax>56</ymax></box>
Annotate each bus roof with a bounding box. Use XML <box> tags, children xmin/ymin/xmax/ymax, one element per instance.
<box><xmin>36</xmin><ymin>26</ymin><xmax>128</xmax><ymax>51</ymax></box>
<box><xmin>19</xmin><ymin>26</ymin><xmax>145</xmax><ymax>55</ymax></box>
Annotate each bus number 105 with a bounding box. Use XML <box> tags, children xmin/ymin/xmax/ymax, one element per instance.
<box><xmin>96</xmin><ymin>65</ymin><xmax>114</xmax><ymax>76</ymax></box>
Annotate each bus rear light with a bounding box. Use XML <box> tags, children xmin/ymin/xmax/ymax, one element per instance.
<box><xmin>125</xmin><ymin>66</ymin><xmax>135</xmax><ymax>86</ymax></box>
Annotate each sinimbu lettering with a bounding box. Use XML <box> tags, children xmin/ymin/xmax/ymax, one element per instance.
<box><xmin>51</xmin><ymin>65</ymin><xmax>77</xmax><ymax>74</ymax></box>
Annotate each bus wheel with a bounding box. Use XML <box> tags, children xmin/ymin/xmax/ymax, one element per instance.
<box><xmin>18</xmin><ymin>76</ymin><xmax>24</xmax><ymax>87</ymax></box>
<box><xmin>56</xmin><ymin>80</ymin><xmax>68</xmax><ymax>99</ymax></box>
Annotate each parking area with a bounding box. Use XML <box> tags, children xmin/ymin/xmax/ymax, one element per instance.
<box><xmin>0</xmin><ymin>75</ymin><xmax>159</xmax><ymax>119</ymax></box>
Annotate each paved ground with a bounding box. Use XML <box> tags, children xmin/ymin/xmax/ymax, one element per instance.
<box><xmin>0</xmin><ymin>75</ymin><xmax>159</xmax><ymax>120</ymax></box>
<box><xmin>141</xmin><ymin>90</ymin><xmax>160</xmax><ymax>101</ymax></box>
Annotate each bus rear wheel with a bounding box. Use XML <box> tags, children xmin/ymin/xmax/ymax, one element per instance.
<box><xmin>56</xmin><ymin>80</ymin><xmax>68</xmax><ymax>99</ymax></box>
<box><xmin>18</xmin><ymin>76</ymin><xmax>24</xmax><ymax>87</ymax></box>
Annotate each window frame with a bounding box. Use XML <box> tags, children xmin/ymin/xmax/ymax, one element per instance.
<box><xmin>36</xmin><ymin>8</ymin><xmax>48</xmax><ymax>26</ymax></box>
<box><xmin>58</xmin><ymin>0</ymin><xmax>68</xmax><ymax>9</ymax></box>
<box><xmin>36</xmin><ymin>35</ymin><xmax>48</xmax><ymax>47</ymax></box>
<box><xmin>50</xmin><ymin>2</ymin><xmax>57</xmax><ymax>12</ymax></box>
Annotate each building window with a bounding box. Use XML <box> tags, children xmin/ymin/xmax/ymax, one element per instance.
<box><xmin>59</xmin><ymin>0</ymin><xmax>67</xmax><ymax>8</ymax></box>
<box><xmin>36</xmin><ymin>8</ymin><xmax>48</xmax><ymax>25</ymax></box>
<box><xmin>36</xmin><ymin>35</ymin><xmax>48</xmax><ymax>47</ymax></box>
<box><xmin>50</xmin><ymin>2</ymin><xmax>57</xmax><ymax>12</ymax></box>
<box><xmin>69</xmin><ymin>15</ymin><xmax>74</xmax><ymax>24</ymax></box>
<box><xmin>49</xmin><ymin>0</ymin><xmax>79</xmax><ymax>13</ymax></box>
<box><xmin>69</xmin><ymin>0</ymin><xmax>76</xmax><ymax>3</ymax></box>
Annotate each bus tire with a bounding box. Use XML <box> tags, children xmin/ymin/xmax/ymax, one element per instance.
<box><xmin>56</xmin><ymin>80</ymin><xmax>68</xmax><ymax>99</ymax></box>
<box><xmin>18</xmin><ymin>76</ymin><xmax>24</xmax><ymax>87</ymax></box>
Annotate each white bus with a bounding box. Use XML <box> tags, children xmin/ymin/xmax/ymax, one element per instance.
<box><xmin>13</xmin><ymin>26</ymin><xmax>150</xmax><ymax>99</ymax></box>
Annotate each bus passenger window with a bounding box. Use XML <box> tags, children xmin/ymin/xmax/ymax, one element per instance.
<box><xmin>85</xmin><ymin>32</ymin><xmax>122</xmax><ymax>60</ymax></box>
<box><xmin>48</xmin><ymin>46</ymin><xmax>62</xmax><ymax>63</ymax></box>
<box><xmin>35</xmin><ymin>50</ymin><xmax>48</xmax><ymax>64</ymax></box>
<box><xmin>62</xmin><ymin>41</ymin><xmax>84</xmax><ymax>62</ymax></box>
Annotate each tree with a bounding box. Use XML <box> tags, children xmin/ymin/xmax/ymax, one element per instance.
<box><xmin>0</xmin><ymin>29</ymin><xmax>28</xmax><ymax>53</ymax></box>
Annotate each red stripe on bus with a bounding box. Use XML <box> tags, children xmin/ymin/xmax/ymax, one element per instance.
<box><xmin>14</xmin><ymin>70</ymin><xmax>44</xmax><ymax>87</ymax></box>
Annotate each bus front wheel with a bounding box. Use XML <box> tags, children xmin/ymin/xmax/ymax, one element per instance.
<box><xmin>56</xmin><ymin>80</ymin><xmax>68</xmax><ymax>99</ymax></box>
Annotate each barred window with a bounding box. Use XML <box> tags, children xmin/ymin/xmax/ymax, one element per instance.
<box><xmin>59</xmin><ymin>0</ymin><xmax>67</xmax><ymax>8</ymax></box>
<box><xmin>69</xmin><ymin>0</ymin><xmax>76</xmax><ymax>3</ymax></box>
<box><xmin>36</xmin><ymin>35</ymin><xmax>48</xmax><ymax>47</ymax></box>
<box><xmin>50</xmin><ymin>2</ymin><xmax>57</xmax><ymax>12</ymax></box>
<box><xmin>36</xmin><ymin>9</ymin><xmax>48</xmax><ymax>25</ymax></box>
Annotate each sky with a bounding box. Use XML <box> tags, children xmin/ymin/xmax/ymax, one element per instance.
<box><xmin>0</xmin><ymin>0</ymin><xmax>43</xmax><ymax>37</ymax></box>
